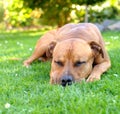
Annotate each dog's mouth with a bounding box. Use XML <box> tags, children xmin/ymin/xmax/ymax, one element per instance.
<box><xmin>51</xmin><ymin>76</ymin><xmax>85</xmax><ymax>87</ymax></box>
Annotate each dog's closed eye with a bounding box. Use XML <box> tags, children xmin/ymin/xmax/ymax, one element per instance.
<box><xmin>54</xmin><ymin>60</ymin><xmax>64</xmax><ymax>67</ymax></box>
<box><xmin>74</xmin><ymin>61</ymin><xmax>86</xmax><ymax>67</ymax></box>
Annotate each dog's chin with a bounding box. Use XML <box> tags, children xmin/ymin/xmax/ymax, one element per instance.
<box><xmin>50</xmin><ymin>77</ymin><xmax>86</xmax><ymax>85</ymax></box>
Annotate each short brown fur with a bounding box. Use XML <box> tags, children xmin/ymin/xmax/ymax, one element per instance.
<box><xmin>24</xmin><ymin>23</ymin><xmax>111</xmax><ymax>84</ymax></box>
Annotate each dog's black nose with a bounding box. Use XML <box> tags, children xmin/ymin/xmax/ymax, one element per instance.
<box><xmin>61</xmin><ymin>75</ymin><xmax>73</xmax><ymax>87</ymax></box>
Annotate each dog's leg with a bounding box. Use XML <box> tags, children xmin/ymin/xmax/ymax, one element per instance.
<box><xmin>23</xmin><ymin>30</ymin><xmax>56</xmax><ymax>67</ymax></box>
<box><xmin>23</xmin><ymin>45</ymin><xmax>46</xmax><ymax>67</ymax></box>
<box><xmin>86</xmin><ymin>59</ymin><xmax>111</xmax><ymax>82</ymax></box>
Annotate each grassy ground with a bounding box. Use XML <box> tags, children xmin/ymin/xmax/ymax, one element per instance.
<box><xmin>0</xmin><ymin>29</ymin><xmax>120</xmax><ymax>114</ymax></box>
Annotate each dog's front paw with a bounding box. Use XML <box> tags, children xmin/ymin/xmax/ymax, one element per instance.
<box><xmin>86</xmin><ymin>75</ymin><xmax>100</xmax><ymax>82</ymax></box>
<box><xmin>23</xmin><ymin>60</ymin><xmax>31</xmax><ymax>68</ymax></box>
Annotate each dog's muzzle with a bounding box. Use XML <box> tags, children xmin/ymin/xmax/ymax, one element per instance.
<box><xmin>61</xmin><ymin>75</ymin><xmax>74</xmax><ymax>87</ymax></box>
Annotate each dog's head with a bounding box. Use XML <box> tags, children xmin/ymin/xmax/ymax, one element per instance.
<box><xmin>47</xmin><ymin>39</ymin><xmax>103</xmax><ymax>86</ymax></box>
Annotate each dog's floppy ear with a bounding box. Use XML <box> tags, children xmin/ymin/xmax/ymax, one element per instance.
<box><xmin>89</xmin><ymin>41</ymin><xmax>104</xmax><ymax>58</ymax></box>
<box><xmin>46</xmin><ymin>41</ymin><xmax>57</xmax><ymax>58</ymax></box>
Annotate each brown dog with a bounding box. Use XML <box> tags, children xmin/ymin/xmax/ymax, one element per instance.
<box><xmin>24</xmin><ymin>23</ymin><xmax>111</xmax><ymax>86</ymax></box>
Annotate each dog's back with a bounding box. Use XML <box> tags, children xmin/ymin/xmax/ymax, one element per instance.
<box><xmin>54</xmin><ymin>23</ymin><xmax>101</xmax><ymax>44</ymax></box>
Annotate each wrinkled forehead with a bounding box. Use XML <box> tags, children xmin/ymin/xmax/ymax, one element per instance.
<box><xmin>53</xmin><ymin>39</ymin><xmax>92</xmax><ymax>61</ymax></box>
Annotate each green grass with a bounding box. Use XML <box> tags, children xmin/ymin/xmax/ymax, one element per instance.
<box><xmin>0</xmin><ymin>30</ymin><xmax>120</xmax><ymax>114</ymax></box>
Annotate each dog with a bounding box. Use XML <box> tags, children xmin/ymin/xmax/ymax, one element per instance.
<box><xmin>24</xmin><ymin>23</ymin><xmax>111</xmax><ymax>86</ymax></box>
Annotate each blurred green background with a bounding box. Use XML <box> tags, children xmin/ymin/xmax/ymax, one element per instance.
<box><xmin>0</xmin><ymin>0</ymin><xmax>120</xmax><ymax>30</ymax></box>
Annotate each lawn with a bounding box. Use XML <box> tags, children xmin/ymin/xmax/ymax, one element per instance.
<box><xmin>0</xmin><ymin>29</ymin><xmax>120</xmax><ymax>114</ymax></box>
